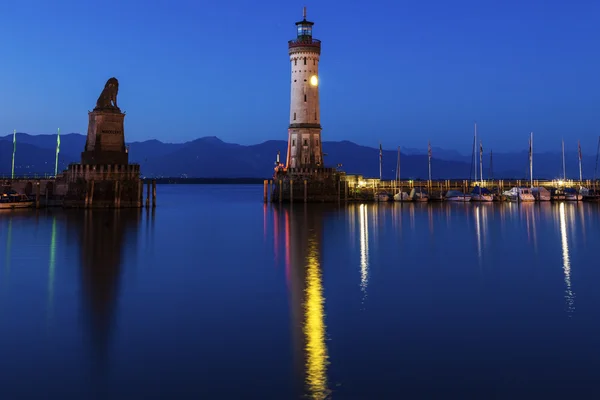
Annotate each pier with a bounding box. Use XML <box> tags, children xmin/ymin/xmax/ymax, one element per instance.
<box><xmin>265</xmin><ymin>175</ymin><xmax>598</xmax><ymax>203</ymax></box>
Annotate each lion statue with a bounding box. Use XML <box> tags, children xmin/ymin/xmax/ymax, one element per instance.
<box><xmin>95</xmin><ymin>77</ymin><xmax>120</xmax><ymax>110</ymax></box>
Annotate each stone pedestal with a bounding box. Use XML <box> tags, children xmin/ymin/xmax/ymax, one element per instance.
<box><xmin>81</xmin><ymin>110</ymin><xmax>128</xmax><ymax>165</ymax></box>
<box><xmin>63</xmin><ymin>164</ymin><xmax>141</xmax><ymax>208</ymax></box>
<box><xmin>271</xmin><ymin>167</ymin><xmax>343</xmax><ymax>202</ymax></box>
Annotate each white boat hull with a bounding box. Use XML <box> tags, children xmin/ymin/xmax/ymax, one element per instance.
<box><xmin>0</xmin><ymin>201</ymin><xmax>34</xmax><ymax>209</ymax></box>
<box><xmin>393</xmin><ymin>192</ymin><xmax>410</xmax><ymax>201</ymax></box>
<box><xmin>565</xmin><ymin>194</ymin><xmax>582</xmax><ymax>201</ymax></box>
<box><xmin>471</xmin><ymin>194</ymin><xmax>493</xmax><ymax>202</ymax></box>
<box><xmin>377</xmin><ymin>194</ymin><xmax>390</xmax><ymax>202</ymax></box>
<box><xmin>446</xmin><ymin>196</ymin><xmax>471</xmax><ymax>202</ymax></box>
<box><xmin>519</xmin><ymin>195</ymin><xmax>536</xmax><ymax>202</ymax></box>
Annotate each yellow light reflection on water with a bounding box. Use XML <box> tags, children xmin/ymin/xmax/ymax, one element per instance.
<box><xmin>559</xmin><ymin>203</ymin><xmax>575</xmax><ymax>315</ymax></box>
<box><xmin>359</xmin><ymin>204</ymin><xmax>369</xmax><ymax>302</ymax></box>
<box><xmin>304</xmin><ymin>234</ymin><xmax>329</xmax><ymax>400</ymax></box>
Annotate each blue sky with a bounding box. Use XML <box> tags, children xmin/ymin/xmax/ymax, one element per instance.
<box><xmin>1</xmin><ymin>0</ymin><xmax>598</xmax><ymax>153</ymax></box>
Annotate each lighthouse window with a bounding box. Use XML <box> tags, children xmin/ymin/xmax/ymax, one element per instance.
<box><xmin>304</xmin><ymin>57</ymin><xmax>307</xmax><ymax>65</ymax></box>
<box><xmin>294</xmin><ymin>59</ymin><xmax>297</xmax><ymax>66</ymax></box>
<box><xmin>313</xmin><ymin>60</ymin><xmax>315</xmax><ymax>65</ymax></box>
<box><xmin>294</xmin><ymin>112</ymin><xmax>296</xmax><ymax>120</ymax></box>
<box><xmin>292</xmin><ymin>139</ymin><xmax>296</xmax><ymax>146</ymax></box>
<box><xmin>304</xmin><ymin>139</ymin><xmax>308</xmax><ymax>146</ymax></box>
<box><xmin>304</xmin><ymin>94</ymin><xmax>307</xmax><ymax>102</ymax></box>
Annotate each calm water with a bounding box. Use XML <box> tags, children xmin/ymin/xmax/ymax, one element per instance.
<box><xmin>1</xmin><ymin>184</ymin><xmax>600</xmax><ymax>399</ymax></box>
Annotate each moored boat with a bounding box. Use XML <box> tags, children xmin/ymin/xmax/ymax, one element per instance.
<box><xmin>376</xmin><ymin>192</ymin><xmax>391</xmax><ymax>202</ymax></box>
<box><xmin>470</xmin><ymin>186</ymin><xmax>493</xmax><ymax>202</ymax></box>
<box><xmin>563</xmin><ymin>187</ymin><xmax>582</xmax><ymax>201</ymax></box>
<box><xmin>393</xmin><ymin>191</ymin><xmax>410</xmax><ymax>202</ymax></box>
<box><xmin>445</xmin><ymin>190</ymin><xmax>471</xmax><ymax>202</ymax></box>
<box><xmin>409</xmin><ymin>187</ymin><xmax>429</xmax><ymax>202</ymax></box>
<box><xmin>532</xmin><ymin>187</ymin><xmax>551</xmax><ymax>201</ymax></box>
<box><xmin>0</xmin><ymin>192</ymin><xmax>34</xmax><ymax>209</ymax></box>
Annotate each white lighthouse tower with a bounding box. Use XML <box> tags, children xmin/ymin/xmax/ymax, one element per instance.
<box><xmin>285</xmin><ymin>7</ymin><xmax>322</xmax><ymax>170</ymax></box>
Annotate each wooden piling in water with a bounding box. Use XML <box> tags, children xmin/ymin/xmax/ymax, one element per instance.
<box><xmin>344</xmin><ymin>180</ymin><xmax>348</xmax><ymax>202</ymax></box>
<box><xmin>35</xmin><ymin>181</ymin><xmax>40</xmax><ymax>209</ymax></box>
<box><xmin>84</xmin><ymin>181</ymin><xmax>89</xmax><ymax>208</ymax></box>
<box><xmin>290</xmin><ymin>179</ymin><xmax>294</xmax><ymax>203</ymax></box>
<box><xmin>152</xmin><ymin>179</ymin><xmax>157</xmax><ymax>208</ymax></box>
<box><xmin>137</xmin><ymin>179</ymin><xmax>143</xmax><ymax>207</ymax></box>
<box><xmin>114</xmin><ymin>181</ymin><xmax>119</xmax><ymax>208</ymax></box>
<box><xmin>146</xmin><ymin>181</ymin><xmax>150</xmax><ymax>208</ymax></box>
<box><xmin>304</xmin><ymin>180</ymin><xmax>307</xmax><ymax>203</ymax></box>
<box><xmin>279</xmin><ymin>180</ymin><xmax>282</xmax><ymax>203</ymax></box>
<box><xmin>263</xmin><ymin>180</ymin><xmax>268</xmax><ymax>203</ymax></box>
<box><xmin>269</xmin><ymin>180</ymin><xmax>273</xmax><ymax>203</ymax></box>
<box><xmin>90</xmin><ymin>180</ymin><xmax>95</xmax><ymax>207</ymax></box>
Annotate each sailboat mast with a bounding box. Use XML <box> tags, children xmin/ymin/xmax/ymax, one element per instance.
<box><xmin>562</xmin><ymin>139</ymin><xmax>566</xmax><ymax>180</ymax></box>
<box><xmin>490</xmin><ymin>150</ymin><xmax>494</xmax><ymax>181</ymax></box>
<box><xmin>474</xmin><ymin>122</ymin><xmax>478</xmax><ymax>181</ymax></box>
<box><xmin>594</xmin><ymin>136</ymin><xmax>600</xmax><ymax>191</ymax></box>
<box><xmin>529</xmin><ymin>132</ymin><xmax>533</xmax><ymax>188</ymax></box>
<box><xmin>479</xmin><ymin>141</ymin><xmax>483</xmax><ymax>185</ymax></box>
<box><xmin>578</xmin><ymin>140</ymin><xmax>583</xmax><ymax>182</ymax></box>
<box><xmin>396</xmin><ymin>146</ymin><xmax>400</xmax><ymax>182</ymax></box>
<box><xmin>428</xmin><ymin>141</ymin><xmax>432</xmax><ymax>185</ymax></box>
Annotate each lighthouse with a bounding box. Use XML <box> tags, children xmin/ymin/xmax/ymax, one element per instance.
<box><xmin>285</xmin><ymin>7</ymin><xmax>322</xmax><ymax>169</ymax></box>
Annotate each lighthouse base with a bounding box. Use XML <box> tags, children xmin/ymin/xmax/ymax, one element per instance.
<box><xmin>271</xmin><ymin>167</ymin><xmax>345</xmax><ymax>202</ymax></box>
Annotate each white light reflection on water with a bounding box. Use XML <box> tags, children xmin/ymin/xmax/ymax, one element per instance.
<box><xmin>475</xmin><ymin>205</ymin><xmax>482</xmax><ymax>264</ymax></box>
<box><xmin>559</xmin><ymin>202</ymin><xmax>575</xmax><ymax>316</ymax></box>
<box><xmin>359</xmin><ymin>204</ymin><xmax>369</xmax><ymax>304</ymax></box>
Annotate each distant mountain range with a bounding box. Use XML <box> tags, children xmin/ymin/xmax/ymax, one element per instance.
<box><xmin>0</xmin><ymin>132</ymin><xmax>597</xmax><ymax>179</ymax></box>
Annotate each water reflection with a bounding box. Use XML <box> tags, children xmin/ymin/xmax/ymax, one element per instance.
<box><xmin>282</xmin><ymin>205</ymin><xmax>330</xmax><ymax>400</ymax></box>
<box><xmin>5</xmin><ymin>218</ymin><xmax>12</xmax><ymax>275</ymax></box>
<box><xmin>67</xmin><ymin>210</ymin><xmax>141</xmax><ymax>362</ymax></box>
<box><xmin>558</xmin><ymin>203</ymin><xmax>575</xmax><ymax>315</ymax></box>
<box><xmin>359</xmin><ymin>204</ymin><xmax>370</xmax><ymax>304</ymax></box>
<box><xmin>47</xmin><ymin>216</ymin><xmax>57</xmax><ymax>322</ymax></box>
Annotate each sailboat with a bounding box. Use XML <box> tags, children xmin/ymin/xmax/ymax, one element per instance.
<box><xmin>471</xmin><ymin>138</ymin><xmax>493</xmax><ymax>202</ymax></box>
<box><xmin>561</xmin><ymin>140</ymin><xmax>581</xmax><ymax>201</ymax></box>
<box><xmin>582</xmin><ymin>137</ymin><xmax>600</xmax><ymax>201</ymax></box>
<box><xmin>376</xmin><ymin>143</ymin><xmax>391</xmax><ymax>202</ymax></box>
<box><xmin>393</xmin><ymin>146</ymin><xmax>410</xmax><ymax>201</ymax></box>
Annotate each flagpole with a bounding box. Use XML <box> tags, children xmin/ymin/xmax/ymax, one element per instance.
<box><xmin>55</xmin><ymin>128</ymin><xmax>61</xmax><ymax>177</ymax></box>
<box><xmin>11</xmin><ymin>129</ymin><xmax>16</xmax><ymax>179</ymax></box>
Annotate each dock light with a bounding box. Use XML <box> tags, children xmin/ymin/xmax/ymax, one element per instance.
<box><xmin>310</xmin><ymin>75</ymin><xmax>318</xmax><ymax>86</ymax></box>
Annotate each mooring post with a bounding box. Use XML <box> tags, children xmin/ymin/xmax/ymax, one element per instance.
<box><xmin>279</xmin><ymin>180</ymin><xmax>282</xmax><ymax>203</ymax></box>
<box><xmin>290</xmin><ymin>179</ymin><xmax>294</xmax><ymax>203</ymax></box>
<box><xmin>84</xmin><ymin>181</ymin><xmax>90</xmax><ymax>208</ymax></box>
<box><xmin>152</xmin><ymin>179</ymin><xmax>157</xmax><ymax>208</ymax></box>
<box><xmin>90</xmin><ymin>180</ymin><xmax>95</xmax><ymax>208</ymax></box>
<box><xmin>146</xmin><ymin>181</ymin><xmax>150</xmax><ymax>208</ymax></box>
<box><xmin>304</xmin><ymin>179</ymin><xmax>308</xmax><ymax>203</ymax></box>
<box><xmin>114</xmin><ymin>181</ymin><xmax>119</xmax><ymax>208</ymax></box>
<box><xmin>117</xmin><ymin>181</ymin><xmax>122</xmax><ymax>208</ymax></box>
<box><xmin>263</xmin><ymin>180</ymin><xmax>268</xmax><ymax>203</ymax></box>
<box><xmin>137</xmin><ymin>179</ymin><xmax>143</xmax><ymax>207</ymax></box>
<box><xmin>35</xmin><ymin>181</ymin><xmax>40</xmax><ymax>209</ymax></box>
<box><xmin>345</xmin><ymin>180</ymin><xmax>348</xmax><ymax>202</ymax></box>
